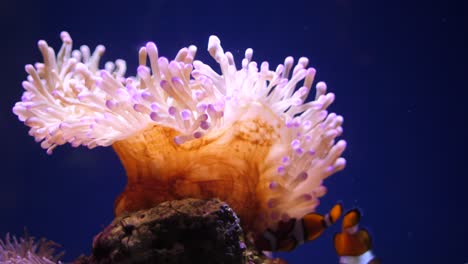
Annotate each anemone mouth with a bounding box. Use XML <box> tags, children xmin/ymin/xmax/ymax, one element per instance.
<box><xmin>13</xmin><ymin>32</ymin><xmax>347</xmax><ymax>232</ymax></box>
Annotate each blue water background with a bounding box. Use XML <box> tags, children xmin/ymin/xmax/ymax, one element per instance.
<box><xmin>0</xmin><ymin>0</ymin><xmax>466</xmax><ymax>263</ymax></box>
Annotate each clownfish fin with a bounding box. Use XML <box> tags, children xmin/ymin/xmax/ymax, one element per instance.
<box><xmin>303</xmin><ymin>202</ymin><xmax>343</xmax><ymax>241</ymax></box>
<box><xmin>328</xmin><ymin>202</ymin><xmax>344</xmax><ymax>226</ymax></box>
<box><xmin>334</xmin><ymin>208</ymin><xmax>379</xmax><ymax>263</ymax></box>
<box><xmin>342</xmin><ymin>208</ymin><xmax>361</xmax><ymax>229</ymax></box>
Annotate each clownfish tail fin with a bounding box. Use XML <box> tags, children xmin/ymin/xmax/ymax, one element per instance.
<box><xmin>342</xmin><ymin>208</ymin><xmax>361</xmax><ymax>230</ymax></box>
<box><xmin>303</xmin><ymin>202</ymin><xmax>343</xmax><ymax>241</ymax></box>
<box><xmin>324</xmin><ymin>202</ymin><xmax>343</xmax><ymax>227</ymax></box>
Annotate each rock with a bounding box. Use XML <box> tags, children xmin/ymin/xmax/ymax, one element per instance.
<box><xmin>74</xmin><ymin>198</ymin><xmax>286</xmax><ymax>264</ymax></box>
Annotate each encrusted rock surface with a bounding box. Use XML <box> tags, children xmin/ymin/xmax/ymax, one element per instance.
<box><xmin>74</xmin><ymin>198</ymin><xmax>286</xmax><ymax>264</ymax></box>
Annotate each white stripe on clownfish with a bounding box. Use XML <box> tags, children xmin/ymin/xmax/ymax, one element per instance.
<box><xmin>339</xmin><ymin>250</ymin><xmax>376</xmax><ymax>264</ymax></box>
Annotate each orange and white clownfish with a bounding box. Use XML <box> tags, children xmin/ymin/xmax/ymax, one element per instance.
<box><xmin>254</xmin><ymin>203</ymin><xmax>343</xmax><ymax>251</ymax></box>
<box><xmin>334</xmin><ymin>209</ymin><xmax>380</xmax><ymax>264</ymax></box>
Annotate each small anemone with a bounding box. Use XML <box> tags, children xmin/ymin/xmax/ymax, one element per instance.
<box><xmin>0</xmin><ymin>232</ymin><xmax>63</xmax><ymax>264</ymax></box>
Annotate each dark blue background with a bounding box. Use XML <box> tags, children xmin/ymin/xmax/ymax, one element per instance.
<box><xmin>0</xmin><ymin>0</ymin><xmax>466</xmax><ymax>263</ymax></box>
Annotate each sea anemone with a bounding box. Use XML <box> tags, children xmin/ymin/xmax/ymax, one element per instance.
<box><xmin>13</xmin><ymin>32</ymin><xmax>346</xmax><ymax>234</ymax></box>
<box><xmin>0</xmin><ymin>233</ymin><xmax>63</xmax><ymax>264</ymax></box>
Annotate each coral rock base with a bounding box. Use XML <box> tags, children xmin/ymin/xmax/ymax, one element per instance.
<box><xmin>74</xmin><ymin>198</ymin><xmax>286</xmax><ymax>264</ymax></box>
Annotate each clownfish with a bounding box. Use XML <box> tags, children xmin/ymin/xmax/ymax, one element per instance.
<box><xmin>254</xmin><ymin>203</ymin><xmax>343</xmax><ymax>251</ymax></box>
<box><xmin>334</xmin><ymin>209</ymin><xmax>380</xmax><ymax>264</ymax></box>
